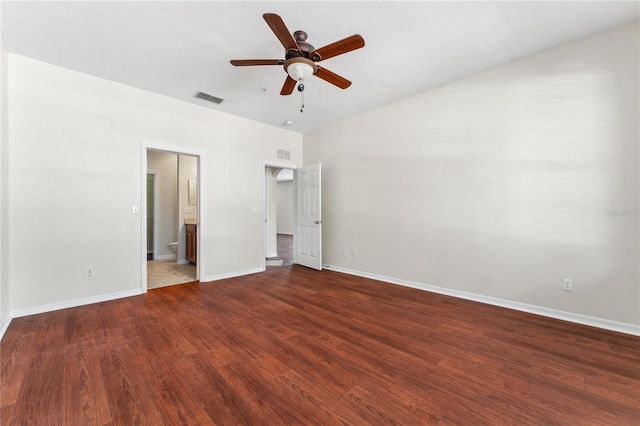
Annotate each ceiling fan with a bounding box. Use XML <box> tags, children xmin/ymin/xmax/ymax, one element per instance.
<box><xmin>230</xmin><ymin>13</ymin><xmax>365</xmax><ymax>96</ymax></box>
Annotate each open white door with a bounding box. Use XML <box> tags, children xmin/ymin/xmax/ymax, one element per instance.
<box><xmin>295</xmin><ymin>163</ymin><xmax>322</xmax><ymax>270</ymax></box>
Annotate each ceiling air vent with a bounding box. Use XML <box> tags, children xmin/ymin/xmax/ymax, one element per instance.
<box><xmin>276</xmin><ymin>148</ymin><xmax>291</xmax><ymax>161</ymax></box>
<box><xmin>195</xmin><ymin>91</ymin><xmax>225</xmax><ymax>104</ymax></box>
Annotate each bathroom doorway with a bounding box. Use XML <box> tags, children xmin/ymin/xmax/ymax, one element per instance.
<box><xmin>264</xmin><ymin>165</ymin><xmax>295</xmax><ymax>270</ymax></box>
<box><xmin>144</xmin><ymin>149</ymin><xmax>199</xmax><ymax>289</ymax></box>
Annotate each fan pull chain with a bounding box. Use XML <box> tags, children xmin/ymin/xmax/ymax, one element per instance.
<box><xmin>298</xmin><ymin>81</ymin><xmax>305</xmax><ymax>113</ymax></box>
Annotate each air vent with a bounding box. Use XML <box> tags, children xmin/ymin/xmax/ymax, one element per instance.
<box><xmin>195</xmin><ymin>91</ymin><xmax>225</xmax><ymax>104</ymax></box>
<box><xmin>276</xmin><ymin>148</ymin><xmax>291</xmax><ymax>161</ymax></box>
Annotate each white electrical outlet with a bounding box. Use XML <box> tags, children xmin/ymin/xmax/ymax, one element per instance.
<box><xmin>352</xmin><ymin>250</ymin><xmax>358</xmax><ymax>259</ymax></box>
<box><xmin>343</xmin><ymin>249</ymin><xmax>348</xmax><ymax>257</ymax></box>
<box><xmin>86</xmin><ymin>269</ymin><xmax>95</xmax><ymax>280</ymax></box>
<box><xmin>131</xmin><ymin>205</ymin><xmax>139</xmax><ymax>214</ymax></box>
<box><xmin>562</xmin><ymin>278</ymin><xmax>573</xmax><ymax>292</ymax></box>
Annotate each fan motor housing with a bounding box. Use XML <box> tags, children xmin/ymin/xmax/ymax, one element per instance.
<box><xmin>286</xmin><ymin>30</ymin><xmax>316</xmax><ymax>60</ymax></box>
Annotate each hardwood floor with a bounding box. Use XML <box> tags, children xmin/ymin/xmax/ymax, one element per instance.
<box><xmin>2</xmin><ymin>266</ymin><xmax>639</xmax><ymax>424</ymax></box>
<box><xmin>266</xmin><ymin>233</ymin><xmax>294</xmax><ymax>270</ymax></box>
<box><xmin>277</xmin><ymin>233</ymin><xmax>293</xmax><ymax>267</ymax></box>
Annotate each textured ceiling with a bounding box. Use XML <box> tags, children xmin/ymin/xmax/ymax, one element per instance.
<box><xmin>2</xmin><ymin>1</ymin><xmax>638</xmax><ymax>134</ymax></box>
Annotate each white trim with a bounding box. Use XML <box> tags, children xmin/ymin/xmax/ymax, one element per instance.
<box><xmin>202</xmin><ymin>267</ymin><xmax>264</xmax><ymax>283</ymax></box>
<box><xmin>141</xmin><ymin>143</ymin><xmax>149</xmax><ymax>292</ymax></box>
<box><xmin>0</xmin><ymin>315</ymin><xmax>12</xmax><ymax>341</ymax></box>
<box><xmin>293</xmin><ymin>169</ymin><xmax>297</xmax><ymax>266</ymax></box>
<box><xmin>277</xmin><ymin>232</ymin><xmax>294</xmax><ymax>236</ymax></box>
<box><xmin>266</xmin><ymin>252</ymin><xmax>279</xmax><ymax>259</ymax></box>
<box><xmin>263</xmin><ymin>166</ymin><xmax>267</xmax><ymax>268</ymax></box>
<box><xmin>177</xmin><ymin>259</ymin><xmax>190</xmax><ymax>265</ymax></box>
<box><xmin>146</xmin><ymin>171</ymin><xmax>159</xmax><ymax>260</ymax></box>
<box><xmin>156</xmin><ymin>254</ymin><xmax>177</xmax><ymax>261</ymax></box>
<box><xmin>195</xmin><ymin>154</ymin><xmax>202</xmax><ymax>282</ymax></box>
<box><xmin>9</xmin><ymin>289</ymin><xmax>142</xmax><ymax>319</ymax></box>
<box><xmin>264</xmin><ymin>160</ymin><xmax>297</xmax><ymax>170</ymax></box>
<box><xmin>324</xmin><ymin>265</ymin><xmax>640</xmax><ymax>336</ymax></box>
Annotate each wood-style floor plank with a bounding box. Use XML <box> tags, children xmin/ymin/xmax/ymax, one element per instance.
<box><xmin>175</xmin><ymin>352</ymin><xmax>252</xmax><ymax>424</ymax></box>
<box><xmin>62</xmin><ymin>340</ymin><xmax>112</xmax><ymax>425</ymax></box>
<box><xmin>98</xmin><ymin>343</ymin><xmax>166</xmax><ymax>425</ymax></box>
<box><xmin>1</xmin><ymin>265</ymin><xmax>639</xmax><ymax>425</ymax></box>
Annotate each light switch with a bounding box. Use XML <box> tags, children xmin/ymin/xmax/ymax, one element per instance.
<box><xmin>132</xmin><ymin>205</ymin><xmax>139</xmax><ymax>214</ymax></box>
<box><xmin>183</xmin><ymin>207</ymin><xmax>193</xmax><ymax>214</ymax></box>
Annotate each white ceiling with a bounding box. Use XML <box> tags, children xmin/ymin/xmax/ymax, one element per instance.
<box><xmin>2</xmin><ymin>1</ymin><xmax>638</xmax><ymax>134</ymax></box>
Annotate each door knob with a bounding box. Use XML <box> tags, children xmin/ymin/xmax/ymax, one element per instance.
<box><xmin>314</xmin><ymin>220</ymin><xmax>321</xmax><ymax>224</ymax></box>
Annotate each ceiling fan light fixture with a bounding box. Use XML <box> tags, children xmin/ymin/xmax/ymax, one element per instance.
<box><xmin>284</xmin><ymin>58</ymin><xmax>317</xmax><ymax>82</ymax></box>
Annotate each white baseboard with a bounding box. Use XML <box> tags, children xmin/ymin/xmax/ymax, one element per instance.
<box><xmin>156</xmin><ymin>254</ymin><xmax>177</xmax><ymax>260</ymax></box>
<box><xmin>266</xmin><ymin>252</ymin><xmax>279</xmax><ymax>259</ymax></box>
<box><xmin>9</xmin><ymin>289</ymin><xmax>142</xmax><ymax>319</ymax></box>
<box><xmin>203</xmin><ymin>267</ymin><xmax>264</xmax><ymax>282</ymax></box>
<box><xmin>277</xmin><ymin>232</ymin><xmax>294</xmax><ymax>236</ymax></box>
<box><xmin>177</xmin><ymin>259</ymin><xmax>190</xmax><ymax>265</ymax></box>
<box><xmin>324</xmin><ymin>265</ymin><xmax>640</xmax><ymax>336</ymax></box>
<box><xmin>0</xmin><ymin>315</ymin><xmax>12</xmax><ymax>341</ymax></box>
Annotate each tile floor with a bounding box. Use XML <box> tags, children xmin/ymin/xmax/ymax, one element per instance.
<box><xmin>147</xmin><ymin>259</ymin><xmax>196</xmax><ymax>289</ymax></box>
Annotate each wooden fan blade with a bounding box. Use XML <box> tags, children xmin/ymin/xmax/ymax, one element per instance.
<box><xmin>280</xmin><ymin>76</ymin><xmax>297</xmax><ymax>95</ymax></box>
<box><xmin>310</xmin><ymin>34</ymin><xmax>365</xmax><ymax>62</ymax></box>
<box><xmin>315</xmin><ymin>67</ymin><xmax>352</xmax><ymax>89</ymax></box>
<box><xmin>230</xmin><ymin>59</ymin><xmax>284</xmax><ymax>66</ymax></box>
<box><xmin>263</xmin><ymin>13</ymin><xmax>300</xmax><ymax>54</ymax></box>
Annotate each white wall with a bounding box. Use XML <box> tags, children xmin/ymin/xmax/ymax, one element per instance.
<box><xmin>0</xmin><ymin>5</ymin><xmax>10</xmax><ymax>336</ymax></box>
<box><xmin>177</xmin><ymin>154</ymin><xmax>198</xmax><ymax>262</ymax></box>
<box><xmin>304</xmin><ymin>21</ymin><xmax>639</xmax><ymax>329</ymax></box>
<box><xmin>147</xmin><ymin>150</ymin><xmax>178</xmax><ymax>259</ymax></box>
<box><xmin>277</xmin><ymin>180</ymin><xmax>294</xmax><ymax>235</ymax></box>
<box><xmin>8</xmin><ymin>54</ymin><xmax>301</xmax><ymax>313</ymax></box>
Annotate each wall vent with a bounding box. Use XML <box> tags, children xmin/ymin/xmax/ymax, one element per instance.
<box><xmin>195</xmin><ymin>91</ymin><xmax>225</xmax><ymax>104</ymax></box>
<box><xmin>276</xmin><ymin>148</ymin><xmax>291</xmax><ymax>161</ymax></box>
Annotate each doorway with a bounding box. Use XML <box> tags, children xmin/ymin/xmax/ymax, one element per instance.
<box><xmin>263</xmin><ymin>162</ymin><xmax>323</xmax><ymax>271</ymax></box>
<box><xmin>142</xmin><ymin>146</ymin><xmax>202</xmax><ymax>291</ymax></box>
<box><xmin>264</xmin><ymin>165</ymin><xmax>295</xmax><ymax>270</ymax></box>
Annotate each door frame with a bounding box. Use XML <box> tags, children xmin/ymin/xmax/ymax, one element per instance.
<box><xmin>263</xmin><ymin>161</ymin><xmax>297</xmax><ymax>270</ymax></box>
<box><xmin>146</xmin><ymin>171</ymin><xmax>159</xmax><ymax>260</ymax></box>
<box><xmin>141</xmin><ymin>142</ymin><xmax>205</xmax><ymax>293</ymax></box>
